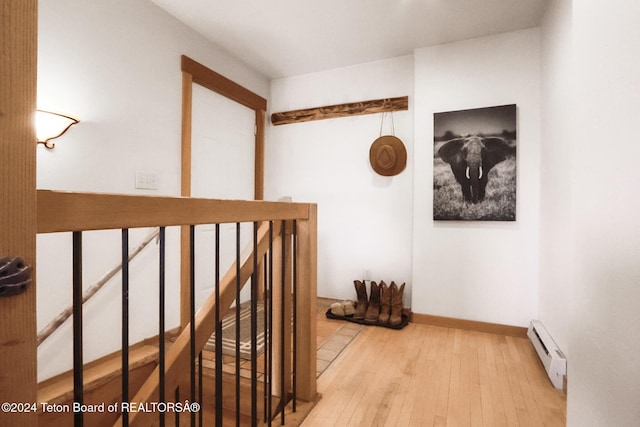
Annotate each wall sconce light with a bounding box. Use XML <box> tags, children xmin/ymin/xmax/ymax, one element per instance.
<box><xmin>36</xmin><ymin>110</ymin><xmax>79</xmax><ymax>149</ymax></box>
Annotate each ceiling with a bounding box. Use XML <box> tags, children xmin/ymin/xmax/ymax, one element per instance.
<box><xmin>151</xmin><ymin>0</ymin><xmax>549</xmax><ymax>80</ymax></box>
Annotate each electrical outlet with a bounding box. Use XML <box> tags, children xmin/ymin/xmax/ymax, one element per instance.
<box><xmin>135</xmin><ymin>171</ymin><xmax>158</xmax><ymax>190</ymax></box>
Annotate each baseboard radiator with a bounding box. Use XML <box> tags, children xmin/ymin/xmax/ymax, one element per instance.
<box><xmin>527</xmin><ymin>320</ymin><xmax>566</xmax><ymax>389</ymax></box>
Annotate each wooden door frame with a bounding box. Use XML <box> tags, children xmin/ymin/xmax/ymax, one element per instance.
<box><xmin>0</xmin><ymin>1</ymin><xmax>38</xmax><ymax>425</ymax></box>
<box><xmin>180</xmin><ymin>55</ymin><xmax>267</xmax><ymax>201</ymax></box>
<box><xmin>179</xmin><ymin>55</ymin><xmax>267</xmax><ymax>327</ymax></box>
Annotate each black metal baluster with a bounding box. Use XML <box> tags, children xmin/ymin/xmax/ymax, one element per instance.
<box><xmin>175</xmin><ymin>387</ymin><xmax>180</xmax><ymax>426</ymax></box>
<box><xmin>122</xmin><ymin>229</ymin><xmax>130</xmax><ymax>426</ymax></box>
<box><xmin>190</xmin><ymin>225</ymin><xmax>196</xmax><ymax>427</ymax></box>
<box><xmin>235</xmin><ymin>223</ymin><xmax>241</xmax><ymax>427</ymax></box>
<box><xmin>280</xmin><ymin>220</ymin><xmax>286</xmax><ymax>425</ymax></box>
<box><xmin>267</xmin><ymin>221</ymin><xmax>274</xmax><ymax>427</ymax></box>
<box><xmin>251</xmin><ymin>222</ymin><xmax>258</xmax><ymax>426</ymax></box>
<box><xmin>215</xmin><ymin>224</ymin><xmax>223</xmax><ymax>427</ymax></box>
<box><xmin>72</xmin><ymin>231</ymin><xmax>83</xmax><ymax>427</ymax></box>
<box><xmin>159</xmin><ymin>227</ymin><xmax>166</xmax><ymax>427</ymax></box>
<box><xmin>198</xmin><ymin>351</ymin><xmax>203</xmax><ymax>427</ymax></box>
<box><xmin>292</xmin><ymin>220</ymin><xmax>298</xmax><ymax>413</ymax></box>
<box><xmin>262</xmin><ymin>252</ymin><xmax>269</xmax><ymax>423</ymax></box>
<box><xmin>262</xmin><ymin>248</ymin><xmax>269</xmax><ymax>423</ymax></box>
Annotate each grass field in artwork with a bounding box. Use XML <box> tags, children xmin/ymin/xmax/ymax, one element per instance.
<box><xmin>433</xmin><ymin>156</ymin><xmax>516</xmax><ymax>221</ymax></box>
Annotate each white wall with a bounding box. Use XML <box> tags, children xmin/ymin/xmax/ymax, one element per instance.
<box><xmin>412</xmin><ymin>29</ymin><xmax>541</xmax><ymax>327</ymax></box>
<box><xmin>539</xmin><ymin>0</ymin><xmax>573</xmax><ymax>359</ymax></box>
<box><xmin>36</xmin><ymin>0</ymin><xmax>270</xmax><ymax>381</ymax></box>
<box><xmin>567</xmin><ymin>1</ymin><xmax>640</xmax><ymax>425</ymax></box>
<box><xmin>37</xmin><ymin>0</ymin><xmax>269</xmax><ymax>195</ymax></box>
<box><xmin>267</xmin><ymin>56</ymin><xmax>414</xmax><ymax>303</ymax></box>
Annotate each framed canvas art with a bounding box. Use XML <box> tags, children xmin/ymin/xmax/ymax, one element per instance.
<box><xmin>433</xmin><ymin>104</ymin><xmax>517</xmax><ymax>221</ymax></box>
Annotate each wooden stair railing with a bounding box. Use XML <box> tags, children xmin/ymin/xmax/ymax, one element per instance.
<box><xmin>36</xmin><ymin>190</ymin><xmax>318</xmax><ymax>427</ymax></box>
<box><xmin>117</xmin><ymin>220</ymin><xmax>281</xmax><ymax>426</ymax></box>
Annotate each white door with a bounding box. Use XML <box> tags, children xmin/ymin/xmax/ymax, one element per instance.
<box><xmin>191</xmin><ymin>85</ymin><xmax>256</xmax><ymax>308</ymax></box>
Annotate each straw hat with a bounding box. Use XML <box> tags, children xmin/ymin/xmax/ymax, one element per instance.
<box><xmin>369</xmin><ymin>135</ymin><xmax>407</xmax><ymax>176</ymax></box>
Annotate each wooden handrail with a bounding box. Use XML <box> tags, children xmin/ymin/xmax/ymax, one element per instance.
<box><xmin>37</xmin><ymin>190</ymin><xmax>310</xmax><ymax>233</ymax></box>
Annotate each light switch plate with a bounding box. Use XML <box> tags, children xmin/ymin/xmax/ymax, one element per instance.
<box><xmin>135</xmin><ymin>171</ymin><xmax>158</xmax><ymax>190</ymax></box>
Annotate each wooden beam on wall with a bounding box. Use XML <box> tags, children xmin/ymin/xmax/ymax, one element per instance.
<box><xmin>270</xmin><ymin>96</ymin><xmax>408</xmax><ymax>126</ymax></box>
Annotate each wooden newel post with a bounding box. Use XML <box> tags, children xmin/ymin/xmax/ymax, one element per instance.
<box><xmin>295</xmin><ymin>205</ymin><xmax>318</xmax><ymax>402</ymax></box>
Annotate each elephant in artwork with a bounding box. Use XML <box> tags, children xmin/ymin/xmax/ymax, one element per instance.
<box><xmin>438</xmin><ymin>135</ymin><xmax>514</xmax><ymax>204</ymax></box>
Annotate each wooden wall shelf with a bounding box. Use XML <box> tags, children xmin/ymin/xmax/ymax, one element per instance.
<box><xmin>271</xmin><ymin>96</ymin><xmax>408</xmax><ymax>126</ymax></box>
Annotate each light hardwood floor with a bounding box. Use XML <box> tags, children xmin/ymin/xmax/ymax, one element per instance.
<box><xmin>302</xmin><ymin>322</ymin><xmax>566</xmax><ymax>427</ymax></box>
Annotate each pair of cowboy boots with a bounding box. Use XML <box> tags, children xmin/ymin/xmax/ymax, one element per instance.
<box><xmin>353</xmin><ymin>280</ymin><xmax>405</xmax><ymax>326</ymax></box>
<box><xmin>379</xmin><ymin>281</ymin><xmax>405</xmax><ymax>325</ymax></box>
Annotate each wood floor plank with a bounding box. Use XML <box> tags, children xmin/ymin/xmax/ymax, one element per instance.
<box><xmin>410</xmin><ymin>325</ymin><xmax>449</xmax><ymax>426</ymax></box>
<box><xmin>466</xmin><ymin>332</ymin><xmax>484</xmax><ymax>427</ymax></box>
<box><xmin>392</xmin><ymin>329</ymin><xmax>427</xmax><ymax>427</ymax></box>
<box><xmin>301</xmin><ymin>321</ymin><xmax>566</xmax><ymax>427</ymax></box>
<box><xmin>363</xmin><ymin>328</ymin><xmax>406</xmax><ymax>426</ymax></box>
<box><xmin>493</xmin><ymin>335</ymin><xmax>521</xmax><ymax>426</ymax></box>
<box><xmin>479</xmin><ymin>332</ymin><xmax>508</xmax><ymax>426</ymax></box>
<box><xmin>433</xmin><ymin>327</ymin><xmax>455</xmax><ymax>421</ymax></box>
<box><xmin>385</xmin><ymin>325</ymin><xmax>425</xmax><ymax>426</ymax></box>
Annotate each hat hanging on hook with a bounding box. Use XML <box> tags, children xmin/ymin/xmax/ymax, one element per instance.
<box><xmin>369</xmin><ymin>112</ymin><xmax>406</xmax><ymax>176</ymax></box>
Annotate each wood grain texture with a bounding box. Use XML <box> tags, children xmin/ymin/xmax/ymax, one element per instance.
<box><xmin>270</xmin><ymin>96</ymin><xmax>408</xmax><ymax>126</ymax></box>
<box><xmin>0</xmin><ymin>1</ymin><xmax>38</xmax><ymax>426</ymax></box>
<box><xmin>181</xmin><ymin>71</ymin><xmax>193</xmax><ymax>199</ymax></box>
<box><xmin>180</xmin><ymin>71</ymin><xmax>194</xmax><ymax>329</ymax></box>
<box><xmin>181</xmin><ymin>55</ymin><xmax>267</xmax><ymax>111</ymax></box>
<box><xmin>296</xmin><ymin>206</ymin><xmax>318</xmax><ymax>401</ymax></box>
<box><xmin>303</xmin><ymin>323</ymin><xmax>566</xmax><ymax>427</ymax></box>
<box><xmin>37</xmin><ymin>345</ymin><xmax>158</xmax><ymax>427</ymax></box>
<box><xmin>36</xmin><ymin>190</ymin><xmax>312</xmax><ymax>233</ymax></box>
<box><xmin>254</xmin><ymin>109</ymin><xmax>265</xmax><ymax>200</ymax></box>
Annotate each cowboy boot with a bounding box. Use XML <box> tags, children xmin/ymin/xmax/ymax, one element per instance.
<box><xmin>353</xmin><ymin>280</ymin><xmax>368</xmax><ymax>319</ymax></box>
<box><xmin>389</xmin><ymin>282</ymin><xmax>405</xmax><ymax>326</ymax></box>
<box><xmin>365</xmin><ymin>281</ymin><xmax>381</xmax><ymax>322</ymax></box>
<box><xmin>378</xmin><ymin>281</ymin><xmax>391</xmax><ymax>323</ymax></box>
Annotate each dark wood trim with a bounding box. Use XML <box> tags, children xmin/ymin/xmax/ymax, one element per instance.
<box><xmin>181</xmin><ymin>55</ymin><xmax>267</xmax><ymax>111</ymax></box>
<box><xmin>411</xmin><ymin>312</ymin><xmax>528</xmax><ymax>338</ymax></box>
<box><xmin>270</xmin><ymin>96</ymin><xmax>409</xmax><ymax>126</ymax></box>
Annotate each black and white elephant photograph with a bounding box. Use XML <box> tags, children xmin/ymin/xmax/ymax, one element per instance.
<box><xmin>433</xmin><ymin>104</ymin><xmax>517</xmax><ymax>221</ymax></box>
